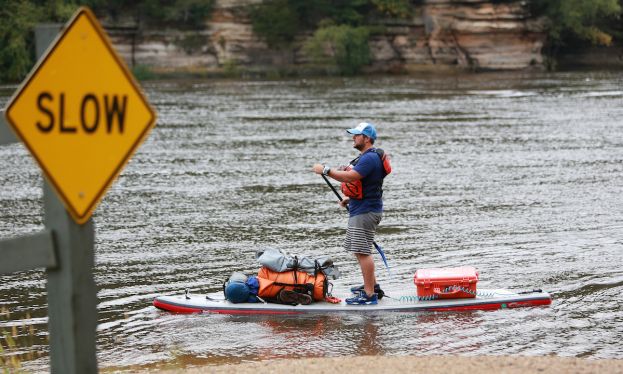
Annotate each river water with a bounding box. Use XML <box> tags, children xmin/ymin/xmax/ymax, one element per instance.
<box><xmin>1</xmin><ymin>71</ymin><xmax>622</xmax><ymax>372</ymax></box>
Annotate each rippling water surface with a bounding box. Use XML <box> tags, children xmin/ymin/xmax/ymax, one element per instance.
<box><xmin>1</xmin><ymin>71</ymin><xmax>623</xmax><ymax>372</ymax></box>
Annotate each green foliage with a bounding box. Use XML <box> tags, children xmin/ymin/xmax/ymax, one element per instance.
<box><xmin>249</xmin><ymin>0</ymin><xmax>373</xmax><ymax>48</ymax></box>
<box><xmin>0</xmin><ymin>1</ymin><xmax>41</xmax><ymax>83</ymax></box>
<box><xmin>0</xmin><ymin>0</ymin><xmax>100</xmax><ymax>83</ymax></box>
<box><xmin>372</xmin><ymin>0</ymin><xmax>412</xmax><ymax>18</ymax></box>
<box><xmin>0</xmin><ymin>308</ymin><xmax>39</xmax><ymax>372</ymax></box>
<box><xmin>0</xmin><ymin>0</ymin><xmax>215</xmax><ymax>83</ymax></box>
<box><xmin>326</xmin><ymin>0</ymin><xmax>370</xmax><ymax>25</ymax></box>
<box><xmin>249</xmin><ymin>0</ymin><xmax>300</xmax><ymax>47</ymax></box>
<box><xmin>140</xmin><ymin>0</ymin><xmax>214</xmax><ymax>28</ymax></box>
<box><xmin>304</xmin><ymin>24</ymin><xmax>370</xmax><ymax>75</ymax></box>
<box><xmin>287</xmin><ymin>0</ymin><xmax>371</xmax><ymax>27</ymax></box>
<box><xmin>222</xmin><ymin>59</ymin><xmax>241</xmax><ymax>78</ymax></box>
<box><xmin>1</xmin><ymin>330</ymin><xmax>21</xmax><ymax>371</ymax></box>
<box><xmin>85</xmin><ymin>0</ymin><xmax>214</xmax><ymax>28</ymax></box>
<box><xmin>532</xmin><ymin>0</ymin><xmax>621</xmax><ymax>47</ymax></box>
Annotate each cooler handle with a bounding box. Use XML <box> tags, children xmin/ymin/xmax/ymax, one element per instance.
<box><xmin>433</xmin><ymin>287</ymin><xmax>461</xmax><ymax>296</ymax></box>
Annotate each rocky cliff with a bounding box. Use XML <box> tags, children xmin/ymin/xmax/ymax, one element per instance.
<box><xmin>106</xmin><ymin>0</ymin><xmax>547</xmax><ymax>73</ymax></box>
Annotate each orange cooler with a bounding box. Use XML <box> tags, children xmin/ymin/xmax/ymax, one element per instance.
<box><xmin>414</xmin><ymin>267</ymin><xmax>479</xmax><ymax>299</ymax></box>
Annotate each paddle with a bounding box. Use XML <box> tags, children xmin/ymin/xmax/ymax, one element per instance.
<box><xmin>320</xmin><ymin>174</ymin><xmax>390</xmax><ymax>273</ymax></box>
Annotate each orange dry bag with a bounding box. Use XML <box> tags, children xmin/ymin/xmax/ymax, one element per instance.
<box><xmin>257</xmin><ymin>267</ymin><xmax>327</xmax><ymax>302</ymax></box>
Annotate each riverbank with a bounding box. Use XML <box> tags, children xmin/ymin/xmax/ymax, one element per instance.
<box><xmin>141</xmin><ymin>356</ymin><xmax>623</xmax><ymax>374</ymax></box>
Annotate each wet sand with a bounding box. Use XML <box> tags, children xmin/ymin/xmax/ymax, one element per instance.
<box><xmin>148</xmin><ymin>356</ymin><xmax>623</xmax><ymax>374</ymax></box>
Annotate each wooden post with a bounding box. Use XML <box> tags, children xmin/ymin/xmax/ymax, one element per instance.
<box><xmin>0</xmin><ymin>110</ymin><xmax>18</xmax><ymax>145</ymax></box>
<box><xmin>35</xmin><ymin>23</ymin><xmax>98</xmax><ymax>374</ymax></box>
<box><xmin>0</xmin><ymin>230</ymin><xmax>56</xmax><ymax>274</ymax></box>
<box><xmin>44</xmin><ymin>183</ymin><xmax>98</xmax><ymax>374</ymax></box>
<box><xmin>34</xmin><ymin>24</ymin><xmax>63</xmax><ymax>58</ymax></box>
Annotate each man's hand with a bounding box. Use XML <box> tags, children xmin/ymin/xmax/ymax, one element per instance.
<box><xmin>339</xmin><ymin>197</ymin><xmax>350</xmax><ymax>208</ymax></box>
<box><xmin>312</xmin><ymin>163</ymin><xmax>324</xmax><ymax>175</ymax></box>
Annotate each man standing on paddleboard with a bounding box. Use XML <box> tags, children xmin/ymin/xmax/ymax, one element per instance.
<box><xmin>312</xmin><ymin>122</ymin><xmax>391</xmax><ymax>305</ymax></box>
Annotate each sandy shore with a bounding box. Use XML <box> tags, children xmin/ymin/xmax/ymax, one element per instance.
<box><xmin>145</xmin><ymin>355</ymin><xmax>623</xmax><ymax>374</ymax></box>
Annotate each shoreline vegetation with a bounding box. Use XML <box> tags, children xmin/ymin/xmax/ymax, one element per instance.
<box><xmin>129</xmin><ymin>61</ymin><xmax>623</xmax><ymax>82</ymax></box>
<box><xmin>129</xmin><ymin>63</ymin><xmax>469</xmax><ymax>81</ymax></box>
<box><xmin>120</xmin><ymin>356</ymin><xmax>623</xmax><ymax>373</ymax></box>
<box><xmin>2</xmin><ymin>1</ymin><xmax>622</xmax><ymax>83</ymax></box>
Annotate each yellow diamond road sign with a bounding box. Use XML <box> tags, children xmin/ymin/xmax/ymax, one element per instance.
<box><xmin>4</xmin><ymin>7</ymin><xmax>156</xmax><ymax>224</ymax></box>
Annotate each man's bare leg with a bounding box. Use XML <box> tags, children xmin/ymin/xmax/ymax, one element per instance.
<box><xmin>355</xmin><ymin>253</ymin><xmax>376</xmax><ymax>296</ymax></box>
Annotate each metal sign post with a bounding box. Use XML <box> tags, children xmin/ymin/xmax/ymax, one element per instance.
<box><xmin>1</xmin><ymin>7</ymin><xmax>156</xmax><ymax>373</ymax></box>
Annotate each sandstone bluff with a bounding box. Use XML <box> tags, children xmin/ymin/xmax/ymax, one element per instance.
<box><xmin>106</xmin><ymin>0</ymin><xmax>547</xmax><ymax>73</ymax></box>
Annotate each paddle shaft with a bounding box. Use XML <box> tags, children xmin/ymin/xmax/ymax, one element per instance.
<box><xmin>321</xmin><ymin>174</ymin><xmax>350</xmax><ymax>212</ymax></box>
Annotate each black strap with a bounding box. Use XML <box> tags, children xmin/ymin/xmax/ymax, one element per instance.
<box><xmin>272</xmin><ymin>281</ymin><xmax>310</xmax><ymax>288</ymax></box>
<box><xmin>222</xmin><ymin>277</ymin><xmax>229</xmax><ymax>298</ymax></box>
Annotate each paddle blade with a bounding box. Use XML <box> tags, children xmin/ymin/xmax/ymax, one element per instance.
<box><xmin>374</xmin><ymin>241</ymin><xmax>391</xmax><ymax>275</ymax></box>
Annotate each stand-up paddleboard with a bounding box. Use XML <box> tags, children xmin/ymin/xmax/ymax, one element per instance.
<box><xmin>153</xmin><ymin>289</ymin><xmax>551</xmax><ymax>315</ymax></box>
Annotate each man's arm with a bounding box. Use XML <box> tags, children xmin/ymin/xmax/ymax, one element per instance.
<box><xmin>312</xmin><ymin>163</ymin><xmax>362</xmax><ymax>183</ymax></box>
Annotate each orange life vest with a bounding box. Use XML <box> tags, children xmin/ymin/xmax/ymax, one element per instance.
<box><xmin>341</xmin><ymin>148</ymin><xmax>391</xmax><ymax>200</ymax></box>
<box><xmin>256</xmin><ymin>266</ymin><xmax>327</xmax><ymax>302</ymax></box>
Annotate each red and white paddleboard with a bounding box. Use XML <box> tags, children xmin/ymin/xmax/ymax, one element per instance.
<box><xmin>153</xmin><ymin>289</ymin><xmax>551</xmax><ymax>315</ymax></box>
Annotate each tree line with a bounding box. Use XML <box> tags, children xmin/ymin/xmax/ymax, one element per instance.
<box><xmin>1</xmin><ymin>0</ymin><xmax>621</xmax><ymax>82</ymax></box>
